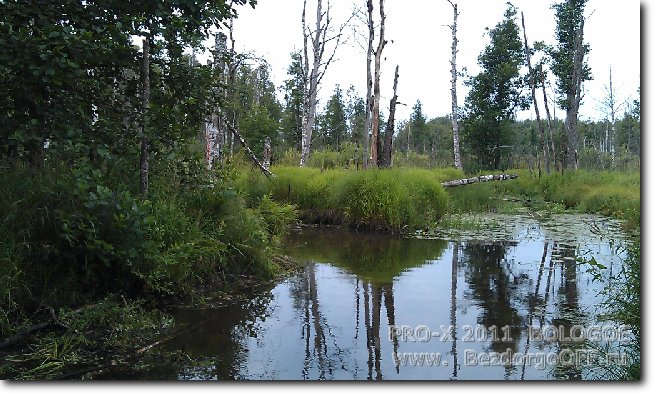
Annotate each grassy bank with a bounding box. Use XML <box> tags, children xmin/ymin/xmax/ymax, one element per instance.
<box><xmin>0</xmin><ymin>158</ymin><xmax>298</xmax><ymax>379</ymax></box>
<box><xmin>239</xmin><ymin>166</ymin><xmax>640</xmax><ymax>230</ymax></box>
<box><xmin>238</xmin><ymin>166</ymin><xmax>456</xmax><ymax>231</ymax></box>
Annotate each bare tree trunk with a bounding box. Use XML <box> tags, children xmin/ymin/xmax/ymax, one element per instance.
<box><xmin>263</xmin><ymin>136</ymin><xmax>272</xmax><ymax>170</ymax></box>
<box><xmin>521</xmin><ymin>12</ymin><xmax>550</xmax><ymax>176</ymax></box>
<box><xmin>541</xmin><ymin>74</ymin><xmax>557</xmax><ymax>172</ymax></box>
<box><xmin>370</xmin><ymin>0</ymin><xmax>386</xmax><ymax>168</ymax></box>
<box><xmin>380</xmin><ymin>65</ymin><xmax>399</xmax><ymax>168</ymax></box>
<box><xmin>447</xmin><ymin>1</ymin><xmax>463</xmax><ymax>170</ymax></box>
<box><xmin>300</xmin><ymin>0</ymin><xmax>322</xmax><ymax>167</ymax></box>
<box><xmin>362</xmin><ymin>0</ymin><xmax>374</xmax><ymax>169</ymax></box>
<box><xmin>564</xmin><ymin>16</ymin><xmax>586</xmax><ymax>170</ymax></box>
<box><xmin>608</xmin><ymin>66</ymin><xmax>617</xmax><ymax>166</ymax></box>
<box><xmin>140</xmin><ymin>37</ymin><xmax>150</xmax><ymax>197</ymax></box>
<box><xmin>205</xmin><ymin>32</ymin><xmax>228</xmax><ymax>169</ymax></box>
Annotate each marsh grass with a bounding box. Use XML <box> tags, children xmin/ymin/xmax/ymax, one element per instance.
<box><xmin>238</xmin><ymin>167</ymin><xmax>451</xmax><ymax>231</ymax></box>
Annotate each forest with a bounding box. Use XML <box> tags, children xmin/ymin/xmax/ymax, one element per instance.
<box><xmin>0</xmin><ymin>0</ymin><xmax>640</xmax><ymax>381</ymax></box>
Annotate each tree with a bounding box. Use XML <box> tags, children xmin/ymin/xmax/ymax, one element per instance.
<box><xmin>281</xmin><ymin>52</ymin><xmax>306</xmax><ymax>151</ymax></box>
<box><xmin>321</xmin><ymin>85</ymin><xmax>348</xmax><ymax>150</ymax></box>
<box><xmin>347</xmin><ymin>93</ymin><xmax>366</xmax><ymax>167</ymax></box>
<box><xmin>550</xmin><ymin>0</ymin><xmax>592</xmax><ymax>170</ymax></box>
<box><xmin>463</xmin><ymin>4</ymin><xmax>529</xmax><ymax>170</ymax></box>
<box><xmin>446</xmin><ymin>0</ymin><xmax>463</xmax><ymax>170</ymax></box>
<box><xmin>379</xmin><ymin>65</ymin><xmax>399</xmax><ymax>168</ymax></box>
<box><xmin>369</xmin><ymin>0</ymin><xmax>387</xmax><ymax>168</ymax></box>
<box><xmin>362</xmin><ymin>0</ymin><xmax>375</xmax><ymax>169</ymax></box>
<box><xmin>408</xmin><ymin>100</ymin><xmax>428</xmax><ymax>154</ymax></box>
<box><xmin>299</xmin><ymin>0</ymin><xmax>352</xmax><ymax>166</ymax></box>
<box><xmin>521</xmin><ymin>11</ymin><xmax>550</xmax><ymax>175</ymax></box>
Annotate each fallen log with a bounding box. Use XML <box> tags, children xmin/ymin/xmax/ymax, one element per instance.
<box><xmin>0</xmin><ymin>305</ymin><xmax>70</xmax><ymax>350</ymax></box>
<box><xmin>441</xmin><ymin>173</ymin><xmax>518</xmax><ymax>188</ymax></box>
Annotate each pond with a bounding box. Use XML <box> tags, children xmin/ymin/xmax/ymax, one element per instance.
<box><xmin>136</xmin><ymin>213</ymin><xmax>627</xmax><ymax>380</ymax></box>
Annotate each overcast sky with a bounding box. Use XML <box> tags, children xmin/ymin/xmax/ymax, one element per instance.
<box><xmin>219</xmin><ymin>0</ymin><xmax>641</xmax><ymax>123</ymax></box>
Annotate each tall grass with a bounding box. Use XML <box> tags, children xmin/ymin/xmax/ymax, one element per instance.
<box><xmin>238</xmin><ymin>167</ymin><xmax>452</xmax><ymax>231</ymax></box>
<box><xmin>441</xmin><ymin>169</ymin><xmax>640</xmax><ymax>227</ymax></box>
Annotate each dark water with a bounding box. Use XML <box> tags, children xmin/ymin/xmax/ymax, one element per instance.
<box><xmin>138</xmin><ymin>214</ymin><xmax>626</xmax><ymax>380</ymax></box>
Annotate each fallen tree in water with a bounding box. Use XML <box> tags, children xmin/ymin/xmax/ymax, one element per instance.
<box><xmin>440</xmin><ymin>173</ymin><xmax>518</xmax><ymax>188</ymax></box>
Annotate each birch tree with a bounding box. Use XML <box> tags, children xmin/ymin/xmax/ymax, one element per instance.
<box><xmin>447</xmin><ymin>0</ymin><xmax>463</xmax><ymax>170</ymax></box>
<box><xmin>299</xmin><ymin>0</ymin><xmax>352</xmax><ymax>167</ymax></box>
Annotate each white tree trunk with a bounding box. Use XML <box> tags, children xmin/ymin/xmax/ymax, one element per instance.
<box><xmin>447</xmin><ymin>1</ymin><xmax>463</xmax><ymax>170</ymax></box>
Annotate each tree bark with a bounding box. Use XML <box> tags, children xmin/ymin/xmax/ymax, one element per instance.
<box><xmin>362</xmin><ymin>0</ymin><xmax>374</xmax><ymax>169</ymax></box>
<box><xmin>379</xmin><ymin>65</ymin><xmax>399</xmax><ymax>168</ymax></box>
<box><xmin>370</xmin><ymin>0</ymin><xmax>386</xmax><ymax>168</ymax></box>
<box><xmin>448</xmin><ymin>1</ymin><xmax>463</xmax><ymax>170</ymax></box>
<box><xmin>521</xmin><ymin>12</ymin><xmax>550</xmax><ymax>175</ymax></box>
<box><xmin>139</xmin><ymin>37</ymin><xmax>150</xmax><ymax>197</ymax></box>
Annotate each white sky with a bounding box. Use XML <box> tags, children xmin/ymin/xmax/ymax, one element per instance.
<box><xmin>219</xmin><ymin>0</ymin><xmax>641</xmax><ymax>123</ymax></box>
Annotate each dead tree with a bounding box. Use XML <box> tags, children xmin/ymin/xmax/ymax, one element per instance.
<box><xmin>362</xmin><ymin>0</ymin><xmax>374</xmax><ymax>169</ymax></box>
<box><xmin>204</xmin><ymin>32</ymin><xmax>229</xmax><ymax>170</ymax></box>
<box><xmin>521</xmin><ymin>12</ymin><xmax>550</xmax><ymax>175</ymax></box>
<box><xmin>379</xmin><ymin>65</ymin><xmax>399</xmax><ymax>168</ymax></box>
<box><xmin>263</xmin><ymin>137</ymin><xmax>272</xmax><ymax>170</ymax></box>
<box><xmin>541</xmin><ymin>73</ymin><xmax>558</xmax><ymax>172</ymax></box>
<box><xmin>563</xmin><ymin>16</ymin><xmax>586</xmax><ymax>170</ymax></box>
<box><xmin>447</xmin><ymin>0</ymin><xmax>463</xmax><ymax>170</ymax></box>
<box><xmin>369</xmin><ymin>0</ymin><xmax>387</xmax><ymax>168</ymax></box>
<box><xmin>299</xmin><ymin>0</ymin><xmax>352</xmax><ymax>167</ymax></box>
<box><xmin>139</xmin><ymin>37</ymin><xmax>151</xmax><ymax>197</ymax></box>
<box><xmin>441</xmin><ymin>173</ymin><xmax>518</xmax><ymax>188</ymax></box>
<box><xmin>600</xmin><ymin>66</ymin><xmax>622</xmax><ymax>167</ymax></box>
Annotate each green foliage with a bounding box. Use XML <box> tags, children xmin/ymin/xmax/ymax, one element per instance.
<box><xmin>319</xmin><ymin>85</ymin><xmax>348</xmax><ymax>151</ymax></box>
<box><xmin>463</xmin><ymin>4</ymin><xmax>529</xmax><ymax>170</ymax></box>
<box><xmin>549</xmin><ymin>0</ymin><xmax>592</xmax><ymax>110</ymax></box>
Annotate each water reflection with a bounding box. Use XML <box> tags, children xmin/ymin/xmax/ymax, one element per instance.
<box><xmin>137</xmin><ymin>217</ymin><xmax>624</xmax><ymax>380</ymax></box>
